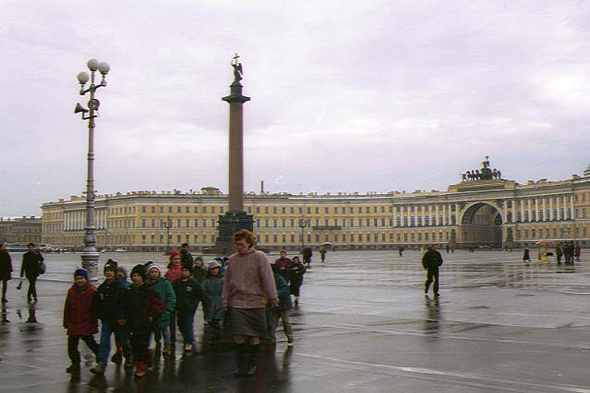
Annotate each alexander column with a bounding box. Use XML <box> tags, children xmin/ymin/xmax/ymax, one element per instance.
<box><xmin>215</xmin><ymin>53</ymin><xmax>254</xmax><ymax>254</ymax></box>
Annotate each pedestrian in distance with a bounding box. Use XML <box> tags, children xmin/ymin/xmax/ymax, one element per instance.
<box><xmin>398</xmin><ymin>246</ymin><xmax>404</xmax><ymax>257</ymax></box>
<box><xmin>302</xmin><ymin>247</ymin><xmax>313</xmax><ymax>269</ymax></box>
<box><xmin>319</xmin><ymin>247</ymin><xmax>327</xmax><ymax>263</ymax></box>
<box><xmin>555</xmin><ymin>244</ymin><xmax>563</xmax><ymax>265</ymax></box>
<box><xmin>523</xmin><ymin>247</ymin><xmax>531</xmax><ymax>263</ymax></box>
<box><xmin>274</xmin><ymin>250</ymin><xmax>293</xmax><ymax>282</ymax></box>
<box><xmin>222</xmin><ymin>229</ymin><xmax>278</xmax><ymax>377</ymax></box>
<box><xmin>422</xmin><ymin>244</ymin><xmax>443</xmax><ymax>297</ymax></box>
<box><xmin>91</xmin><ymin>259</ymin><xmax>133</xmax><ymax>375</ymax></box>
<box><xmin>575</xmin><ymin>243</ymin><xmax>581</xmax><ymax>262</ymax></box>
<box><xmin>146</xmin><ymin>262</ymin><xmax>175</xmax><ymax>356</ymax></box>
<box><xmin>63</xmin><ymin>268</ymin><xmax>99</xmax><ymax>375</ymax></box>
<box><xmin>0</xmin><ymin>244</ymin><xmax>13</xmax><ymax>303</ymax></box>
<box><xmin>20</xmin><ymin>242</ymin><xmax>44</xmax><ymax>303</ymax></box>
<box><xmin>285</xmin><ymin>256</ymin><xmax>306</xmax><ymax>306</ymax></box>
<box><xmin>202</xmin><ymin>260</ymin><xmax>224</xmax><ymax>344</ymax></box>
<box><xmin>267</xmin><ymin>264</ymin><xmax>294</xmax><ymax>346</ymax></box>
<box><xmin>180</xmin><ymin>243</ymin><xmax>194</xmax><ymax>266</ymax></box>
<box><xmin>172</xmin><ymin>263</ymin><xmax>211</xmax><ymax>354</ymax></box>
<box><xmin>126</xmin><ymin>264</ymin><xmax>164</xmax><ymax>378</ymax></box>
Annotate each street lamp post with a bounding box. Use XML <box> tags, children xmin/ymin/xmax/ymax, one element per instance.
<box><xmin>75</xmin><ymin>58</ymin><xmax>110</xmax><ymax>282</ymax></box>
<box><xmin>298</xmin><ymin>217</ymin><xmax>309</xmax><ymax>252</ymax></box>
<box><xmin>163</xmin><ymin>216</ymin><xmax>172</xmax><ymax>255</ymax></box>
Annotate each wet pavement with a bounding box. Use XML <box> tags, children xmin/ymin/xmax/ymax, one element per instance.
<box><xmin>2</xmin><ymin>249</ymin><xmax>590</xmax><ymax>392</ymax></box>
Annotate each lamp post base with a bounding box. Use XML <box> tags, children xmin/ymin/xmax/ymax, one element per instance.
<box><xmin>80</xmin><ymin>249</ymin><xmax>100</xmax><ymax>283</ymax></box>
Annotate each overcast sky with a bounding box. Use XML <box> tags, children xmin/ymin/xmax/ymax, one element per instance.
<box><xmin>2</xmin><ymin>1</ymin><xmax>590</xmax><ymax>216</ymax></box>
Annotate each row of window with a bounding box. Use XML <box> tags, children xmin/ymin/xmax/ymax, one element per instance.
<box><xmin>517</xmin><ymin>226</ymin><xmax>588</xmax><ymax>238</ymax></box>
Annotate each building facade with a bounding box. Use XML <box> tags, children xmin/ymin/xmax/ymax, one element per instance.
<box><xmin>0</xmin><ymin>216</ymin><xmax>42</xmax><ymax>245</ymax></box>
<box><xmin>41</xmin><ymin>167</ymin><xmax>590</xmax><ymax>252</ymax></box>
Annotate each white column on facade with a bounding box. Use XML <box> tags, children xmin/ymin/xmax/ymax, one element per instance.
<box><xmin>393</xmin><ymin>205</ymin><xmax>397</xmax><ymax>227</ymax></box>
<box><xmin>556</xmin><ymin>196</ymin><xmax>561</xmax><ymax>220</ymax></box>
<box><xmin>534</xmin><ymin>198</ymin><xmax>539</xmax><ymax>222</ymax></box>
<box><xmin>442</xmin><ymin>205</ymin><xmax>446</xmax><ymax>226</ymax></box>
<box><xmin>503</xmin><ymin>201</ymin><xmax>507</xmax><ymax>224</ymax></box>
<box><xmin>550</xmin><ymin>197</ymin><xmax>554</xmax><ymax>220</ymax></box>
<box><xmin>570</xmin><ymin>195</ymin><xmax>574</xmax><ymax>220</ymax></box>
<box><xmin>435</xmin><ymin>205</ymin><xmax>439</xmax><ymax>226</ymax></box>
<box><xmin>448</xmin><ymin>204</ymin><xmax>452</xmax><ymax>225</ymax></box>
<box><xmin>542</xmin><ymin>198</ymin><xmax>546</xmax><ymax>221</ymax></box>
<box><xmin>454</xmin><ymin>204</ymin><xmax>459</xmax><ymax>225</ymax></box>
<box><xmin>428</xmin><ymin>205</ymin><xmax>432</xmax><ymax>226</ymax></box>
<box><xmin>420</xmin><ymin>205</ymin><xmax>424</xmax><ymax>226</ymax></box>
<box><xmin>520</xmin><ymin>199</ymin><xmax>524</xmax><ymax>222</ymax></box>
<box><xmin>527</xmin><ymin>199</ymin><xmax>532</xmax><ymax>222</ymax></box>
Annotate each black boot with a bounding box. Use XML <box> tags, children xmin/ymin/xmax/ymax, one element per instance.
<box><xmin>247</xmin><ymin>344</ymin><xmax>261</xmax><ymax>376</ymax></box>
<box><xmin>66</xmin><ymin>363</ymin><xmax>80</xmax><ymax>374</ymax></box>
<box><xmin>234</xmin><ymin>343</ymin><xmax>249</xmax><ymax>377</ymax></box>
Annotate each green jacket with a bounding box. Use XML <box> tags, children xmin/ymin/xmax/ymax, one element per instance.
<box><xmin>149</xmin><ymin>276</ymin><xmax>176</xmax><ymax>327</ymax></box>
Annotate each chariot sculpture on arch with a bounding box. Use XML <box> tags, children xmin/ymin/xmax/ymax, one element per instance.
<box><xmin>460</xmin><ymin>156</ymin><xmax>503</xmax><ymax>182</ymax></box>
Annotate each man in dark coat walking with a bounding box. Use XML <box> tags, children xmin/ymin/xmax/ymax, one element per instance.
<box><xmin>0</xmin><ymin>244</ymin><xmax>13</xmax><ymax>303</ymax></box>
<box><xmin>422</xmin><ymin>244</ymin><xmax>443</xmax><ymax>297</ymax></box>
<box><xmin>20</xmin><ymin>242</ymin><xmax>44</xmax><ymax>303</ymax></box>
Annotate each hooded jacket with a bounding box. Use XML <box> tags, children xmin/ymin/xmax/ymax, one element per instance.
<box><xmin>95</xmin><ymin>276</ymin><xmax>128</xmax><ymax>323</ymax></box>
<box><xmin>126</xmin><ymin>282</ymin><xmax>164</xmax><ymax>333</ymax></box>
<box><xmin>149</xmin><ymin>276</ymin><xmax>176</xmax><ymax>327</ymax></box>
<box><xmin>63</xmin><ymin>281</ymin><xmax>99</xmax><ymax>336</ymax></box>
<box><xmin>222</xmin><ymin>248</ymin><xmax>278</xmax><ymax>309</ymax></box>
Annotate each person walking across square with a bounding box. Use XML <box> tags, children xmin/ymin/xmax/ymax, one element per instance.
<box><xmin>422</xmin><ymin>244</ymin><xmax>443</xmax><ymax>297</ymax></box>
<box><xmin>63</xmin><ymin>268</ymin><xmax>99</xmax><ymax>375</ymax></box>
<box><xmin>222</xmin><ymin>229</ymin><xmax>278</xmax><ymax>376</ymax></box>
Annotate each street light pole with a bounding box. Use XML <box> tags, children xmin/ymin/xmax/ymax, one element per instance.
<box><xmin>75</xmin><ymin>58</ymin><xmax>110</xmax><ymax>282</ymax></box>
<box><xmin>163</xmin><ymin>216</ymin><xmax>172</xmax><ymax>255</ymax></box>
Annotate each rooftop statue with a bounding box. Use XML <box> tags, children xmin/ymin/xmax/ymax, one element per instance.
<box><xmin>232</xmin><ymin>53</ymin><xmax>243</xmax><ymax>83</ymax></box>
<box><xmin>460</xmin><ymin>156</ymin><xmax>502</xmax><ymax>182</ymax></box>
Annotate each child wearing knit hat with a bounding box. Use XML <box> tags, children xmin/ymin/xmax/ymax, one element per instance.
<box><xmin>63</xmin><ymin>268</ymin><xmax>99</xmax><ymax>375</ymax></box>
<box><xmin>147</xmin><ymin>262</ymin><xmax>176</xmax><ymax>355</ymax></box>
<box><xmin>127</xmin><ymin>264</ymin><xmax>164</xmax><ymax>378</ymax></box>
<box><xmin>172</xmin><ymin>264</ymin><xmax>211</xmax><ymax>353</ymax></box>
<box><xmin>91</xmin><ymin>259</ymin><xmax>133</xmax><ymax>375</ymax></box>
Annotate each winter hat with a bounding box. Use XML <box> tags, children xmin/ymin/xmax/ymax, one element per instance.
<box><xmin>180</xmin><ymin>263</ymin><xmax>194</xmax><ymax>274</ymax></box>
<box><xmin>117</xmin><ymin>266</ymin><xmax>128</xmax><ymax>279</ymax></box>
<box><xmin>74</xmin><ymin>267</ymin><xmax>89</xmax><ymax>280</ymax></box>
<box><xmin>144</xmin><ymin>260</ymin><xmax>156</xmax><ymax>270</ymax></box>
<box><xmin>104</xmin><ymin>259</ymin><xmax>118</xmax><ymax>273</ymax></box>
<box><xmin>169</xmin><ymin>250</ymin><xmax>181</xmax><ymax>262</ymax></box>
<box><xmin>208</xmin><ymin>260</ymin><xmax>221</xmax><ymax>270</ymax></box>
<box><xmin>131</xmin><ymin>264</ymin><xmax>147</xmax><ymax>281</ymax></box>
<box><xmin>147</xmin><ymin>262</ymin><xmax>161</xmax><ymax>275</ymax></box>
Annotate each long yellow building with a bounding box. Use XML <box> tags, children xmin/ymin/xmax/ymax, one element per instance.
<box><xmin>41</xmin><ymin>163</ymin><xmax>590</xmax><ymax>252</ymax></box>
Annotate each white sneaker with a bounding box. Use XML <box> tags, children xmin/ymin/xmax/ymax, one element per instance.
<box><xmin>184</xmin><ymin>343</ymin><xmax>192</xmax><ymax>352</ymax></box>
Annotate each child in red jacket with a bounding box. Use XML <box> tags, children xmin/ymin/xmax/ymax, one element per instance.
<box><xmin>63</xmin><ymin>268</ymin><xmax>99</xmax><ymax>374</ymax></box>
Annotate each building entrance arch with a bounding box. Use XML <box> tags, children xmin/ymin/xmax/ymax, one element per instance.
<box><xmin>460</xmin><ymin>202</ymin><xmax>503</xmax><ymax>247</ymax></box>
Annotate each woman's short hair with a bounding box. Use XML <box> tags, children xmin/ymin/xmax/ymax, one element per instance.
<box><xmin>233</xmin><ymin>229</ymin><xmax>255</xmax><ymax>247</ymax></box>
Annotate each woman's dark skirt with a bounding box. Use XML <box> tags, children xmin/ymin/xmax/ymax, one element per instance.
<box><xmin>229</xmin><ymin>307</ymin><xmax>267</xmax><ymax>338</ymax></box>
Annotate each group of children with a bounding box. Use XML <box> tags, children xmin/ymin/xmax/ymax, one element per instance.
<box><xmin>63</xmin><ymin>249</ymin><xmax>306</xmax><ymax>379</ymax></box>
<box><xmin>63</xmin><ymin>252</ymin><xmax>222</xmax><ymax>378</ymax></box>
